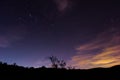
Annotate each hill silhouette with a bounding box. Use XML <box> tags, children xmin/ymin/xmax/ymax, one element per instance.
<box><xmin>0</xmin><ymin>61</ymin><xmax>120</xmax><ymax>80</ymax></box>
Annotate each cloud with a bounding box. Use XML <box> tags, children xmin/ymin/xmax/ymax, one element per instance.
<box><xmin>0</xmin><ymin>26</ymin><xmax>28</xmax><ymax>48</ymax></box>
<box><xmin>69</xmin><ymin>28</ymin><xmax>120</xmax><ymax>69</ymax></box>
<box><xmin>53</xmin><ymin>0</ymin><xmax>72</xmax><ymax>13</ymax></box>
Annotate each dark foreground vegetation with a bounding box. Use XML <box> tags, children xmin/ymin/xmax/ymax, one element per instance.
<box><xmin>0</xmin><ymin>62</ymin><xmax>120</xmax><ymax>80</ymax></box>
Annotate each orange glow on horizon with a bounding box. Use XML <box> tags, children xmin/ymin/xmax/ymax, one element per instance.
<box><xmin>69</xmin><ymin>28</ymin><xmax>120</xmax><ymax>69</ymax></box>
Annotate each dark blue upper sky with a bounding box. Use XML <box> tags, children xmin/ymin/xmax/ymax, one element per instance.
<box><xmin>0</xmin><ymin>0</ymin><xmax>120</xmax><ymax>68</ymax></box>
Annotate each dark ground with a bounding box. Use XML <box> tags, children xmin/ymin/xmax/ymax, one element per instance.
<box><xmin>0</xmin><ymin>62</ymin><xmax>120</xmax><ymax>80</ymax></box>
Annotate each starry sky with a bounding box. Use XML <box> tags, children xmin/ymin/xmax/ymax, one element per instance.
<box><xmin>0</xmin><ymin>0</ymin><xmax>120</xmax><ymax>69</ymax></box>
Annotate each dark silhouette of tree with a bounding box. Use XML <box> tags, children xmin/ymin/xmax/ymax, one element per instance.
<box><xmin>3</xmin><ymin>62</ymin><xmax>7</xmax><ymax>65</ymax></box>
<box><xmin>48</xmin><ymin>56</ymin><xmax>59</xmax><ymax>68</ymax></box>
<box><xmin>0</xmin><ymin>61</ymin><xmax>2</xmax><ymax>64</ymax></box>
<box><xmin>13</xmin><ymin>63</ymin><xmax>17</xmax><ymax>66</ymax></box>
<box><xmin>48</xmin><ymin>56</ymin><xmax>66</xmax><ymax>68</ymax></box>
<box><xmin>58</xmin><ymin>60</ymin><xmax>66</xmax><ymax>68</ymax></box>
<box><xmin>41</xmin><ymin>66</ymin><xmax>46</xmax><ymax>69</ymax></box>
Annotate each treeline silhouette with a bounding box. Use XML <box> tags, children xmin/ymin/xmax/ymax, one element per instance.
<box><xmin>0</xmin><ymin>61</ymin><xmax>120</xmax><ymax>80</ymax></box>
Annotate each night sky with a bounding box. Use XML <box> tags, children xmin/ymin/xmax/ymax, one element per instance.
<box><xmin>0</xmin><ymin>0</ymin><xmax>120</xmax><ymax>69</ymax></box>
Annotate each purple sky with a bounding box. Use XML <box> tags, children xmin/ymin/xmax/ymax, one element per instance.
<box><xmin>0</xmin><ymin>0</ymin><xmax>120</xmax><ymax>69</ymax></box>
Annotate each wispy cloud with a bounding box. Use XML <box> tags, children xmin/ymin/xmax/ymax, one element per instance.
<box><xmin>69</xmin><ymin>28</ymin><xmax>120</xmax><ymax>69</ymax></box>
<box><xmin>0</xmin><ymin>26</ymin><xmax>28</xmax><ymax>48</ymax></box>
